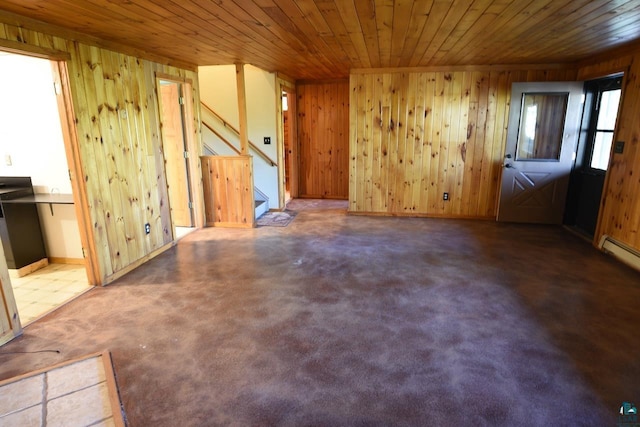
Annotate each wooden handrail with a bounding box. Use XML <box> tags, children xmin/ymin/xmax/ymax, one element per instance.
<box><xmin>200</xmin><ymin>101</ymin><xmax>277</xmax><ymax>167</ymax></box>
<box><xmin>202</xmin><ymin>120</ymin><xmax>241</xmax><ymax>155</ymax></box>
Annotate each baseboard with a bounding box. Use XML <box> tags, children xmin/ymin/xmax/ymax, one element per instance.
<box><xmin>9</xmin><ymin>258</ymin><xmax>48</xmax><ymax>278</ymax></box>
<box><xmin>347</xmin><ymin>210</ymin><xmax>495</xmax><ymax>221</ymax></box>
<box><xmin>298</xmin><ymin>195</ymin><xmax>348</xmax><ymax>200</ymax></box>
<box><xmin>49</xmin><ymin>257</ymin><xmax>85</xmax><ymax>265</ymax></box>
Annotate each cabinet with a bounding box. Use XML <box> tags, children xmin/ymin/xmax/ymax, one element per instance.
<box><xmin>0</xmin><ymin>177</ymin><xmax>47</xmax><ymax>269</ymax></box>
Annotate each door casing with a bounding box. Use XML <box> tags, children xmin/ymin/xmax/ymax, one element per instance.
<box><xmin>158</xmin><ymin>79</ymin><xmax>193</xmax><ymax>228</ymax></box>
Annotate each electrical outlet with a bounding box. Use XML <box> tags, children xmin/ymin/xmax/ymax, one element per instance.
<box><xmin>443</xmin><ymin>192</ymin><xmax>449</xmax><ymax>201</ymax></box>
<box><xmin>264</xmin><ymin>136</ymin><xmax>271</xmax><ymax>145</ymax></box>
<box><xmin>144</xmin><ymin>223</ymin><xmax>151</xmax><ymax>234</ymax></box>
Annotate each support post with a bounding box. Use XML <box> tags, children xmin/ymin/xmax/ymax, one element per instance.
<box><xmin>235</xmin><ymin>63</ymin><xmax>249</xmax><ymax>155</ymax></box>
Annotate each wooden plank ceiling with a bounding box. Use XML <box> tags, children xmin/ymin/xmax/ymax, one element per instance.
<box><xmin>1</xmin><ymin>0</ymin><xmax>640</xmax><ymax>79</ymax></box>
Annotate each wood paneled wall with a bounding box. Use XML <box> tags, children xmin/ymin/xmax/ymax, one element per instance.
<box><xmin>297</xmin><ymin>81</ymin><xmax>349</xmax><ymax>199</ymax></box>
<box><xmin>579</xmin><ymin>53</ymin><xmax>640</xmax><ymax>252</ymax></box>
<box><xmin>0</xmin><ymin>18</ymin><xmax>201</xmax><ymax>283</ymax></box>
<box><xmin>201</xmin><ymin>156</ymin><xmax>254</xmax><ymax>228</ymax></box>
<box><xmin>349</xmin><ymin>68</ymin><xmax>577</xmax><ymax>217</ymax></box>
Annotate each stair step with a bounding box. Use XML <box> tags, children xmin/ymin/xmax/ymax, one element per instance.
<box><xmin>255</xmin><ymin>199</ymin><xmax>269</xmax><ymax>219</ymax></box>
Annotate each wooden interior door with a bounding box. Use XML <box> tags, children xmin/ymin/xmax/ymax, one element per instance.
<box><xmin>159</xmin><ymin>81</ymin><xmax>192</xmax><ymax>227</ymax></box>
<box><xmin>498</xmin><ymin>82</ymin><xmax>584</xmax><ymax>223</ymax></box>
<box><xmin>297</xmin><ymin>81</ymin><xmax>349</xmax><ymax>199</ymax></box>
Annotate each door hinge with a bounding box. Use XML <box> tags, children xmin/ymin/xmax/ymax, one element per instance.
<box><xmin>82</xmin><ymin>247</ymin><xmax>86</xmax><ymax>258</ymax></box>
<box><xmin>53</xmin><ymin>81</ymin><xmax>62</xmax><ymax>95</ymax></box>
<box><xmin>183</xmin><ymin>151</ymin><xmax>189</xmax><ymax>159</ymax></box>
<box><xmin>179</xmin><ymin>96</ymin><xmax>185</xmax><ymax>105</ymax></box>
<box><xmin>188</xmin><ymin>201</ymin><xmax>194</xmax><ymax>209</ymax></box>
<box><xmin>68</xmin><ymin>170</ymin><xmax>72</xmax><ymax>181</ymax></box>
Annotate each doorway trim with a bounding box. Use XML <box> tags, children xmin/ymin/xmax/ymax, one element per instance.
<box><xmin>155</xmin><ymin>73</ymin><xmax>204</xmax><ymax>234</ymax></box>
<box><xmin>592</xmin><ymin>72</ymin><xmax>629</xmax><ymax>245</ymax></box>
<box><xmin>276</xmin><ymin>75</ymin><xmax>298</xmax><ymax>208</ymax></box>
<box><xmin>52</xmin><ymin>60</ymin><xmax>101</xmax><ymax>285</ymax></box>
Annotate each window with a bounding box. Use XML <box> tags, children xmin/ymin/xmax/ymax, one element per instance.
<box><xmin>589</xmin><ymin>87</ymin><xmax>621</xmax><ymax>170</ymax></box>
<box><xmin>516</xmin><ymin>92</ymin><xmax>568</xmax><ymax>161</ymax></box>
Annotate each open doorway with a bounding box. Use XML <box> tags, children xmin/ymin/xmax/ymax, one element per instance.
<box><xmin>279</xmin><ymin>86</ymin><xmax>298</xmax><ymax>207</ymax></box>
<box><xmin>0</xmin><ymin>52</ymin><xmax>92</xmax><ymax>325</ymax></box>
<box><xmin>157</xmin><ymin>77</ymin><xmax>196</xmax><ymax>240</ymax></box>
<box><xmin>564</xmin><ymin>75</ymin><xmax>623</xmax><ymax>239</ymax></box>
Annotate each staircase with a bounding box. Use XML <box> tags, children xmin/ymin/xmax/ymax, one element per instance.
<box><xmin>203</xmin><ymin>140</ymin><xmax>269</xmax><ymax>220</ymax></box>
<box><xmin>200</xmin><ymin>102</ymin><xmax>276</xmax><ymax>222</ymax></box>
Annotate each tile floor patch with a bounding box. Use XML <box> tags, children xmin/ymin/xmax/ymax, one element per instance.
<box><xmin>47</xmin><ymin>357</ymin><xmax>106</xmax><ymax>400</ymax></box>
<box><xmin>0</xmin><ymin>353</ymin><xmax>123</xmax><ymax>426</ymax></box>
<box><xmin>0</xmin><ymin>374</ymin><xmax>43</xmax><ymax>416</ymax></box>
<box><xmin>0</xmin><ymin>404</ymin><xmax>42</xmax><ymax>426</ymax></box>
<box><xmin>10</xmin><ymin>263</ymin><xmax>90</xmax><ymax>325</ymax></box>
<box><xmin>47</xmin><ymin>382</ymin><xmax>112</xmax><ymax>426</ymax></box>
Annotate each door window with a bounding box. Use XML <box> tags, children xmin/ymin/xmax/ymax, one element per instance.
<box><xmin>516</xmin><ymin>93</ymin><xmax>569</xmax><ymax>161</ymax></box>
<box><xmin>590</xmin><ymin>88</ymin><xmax>621</xmax><ymax>170</ymax></box>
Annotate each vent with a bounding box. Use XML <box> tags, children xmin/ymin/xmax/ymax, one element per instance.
<box><xmin>599</xmin><ymin>235</ymin><xmax>640</xmax><ymax>272</ymax></box>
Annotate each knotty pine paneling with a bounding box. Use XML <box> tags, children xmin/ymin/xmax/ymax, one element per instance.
<box><xmin>579</xmin><ymin>52</ymin><xmax>640</xmax><ymax>253</ymax></box>
<box><xmin>201</xmin><ymin>156</ymin><xmax>254</xmax><ymax>228</ymax></box>
<box><xmin>297</xmin><ymin>81</ymin><xmax>349</xmax><ymax>199</ymax></box>
<box><xmin>0</xmin><ymin>18</ymin><xmax>201</xmax><ymax>283</ymax></box>
<box><xmin>349</xmin><ymin>68</ymin><xmax>578</xmax><ymax>217</ymax></box>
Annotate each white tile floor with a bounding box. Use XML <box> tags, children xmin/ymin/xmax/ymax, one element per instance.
<box><xmin>10</xmin><ymin>263</ymin><xmax>91</xmax><ymax>325</ymax></box>
<box><xmin>0</xmin><ymin>352</ymin><xmax>124</xmax><ymax>426</ymax></box>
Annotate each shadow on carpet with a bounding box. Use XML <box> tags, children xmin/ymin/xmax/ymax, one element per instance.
<box><xmin>256</xmin><ymin>210</ymin><xmax>297</xmax><ymax>227</ymax></box>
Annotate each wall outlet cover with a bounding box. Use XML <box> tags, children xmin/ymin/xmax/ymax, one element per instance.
<box><xmin>264</xmin><ymin>137</ymin><xmax>271</xmax><ymax>145</ymax></box>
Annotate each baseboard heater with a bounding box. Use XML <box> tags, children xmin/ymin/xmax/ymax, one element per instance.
<box><xmin>599</xmin><ymin>235</ymin><xmax>640</xmax><ymax>272</ymax></box>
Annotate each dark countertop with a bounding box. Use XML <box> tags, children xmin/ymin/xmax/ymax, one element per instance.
<box><xmin>1</xmin><ymin>194</ymin><xmax>74</xmax><ymax>204</ymax></box>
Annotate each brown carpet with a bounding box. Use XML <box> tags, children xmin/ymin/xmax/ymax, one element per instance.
<box><xmin>0</xmin><ymin>203</ymin><xmax>639</xmax><ymax>426</ymax></box>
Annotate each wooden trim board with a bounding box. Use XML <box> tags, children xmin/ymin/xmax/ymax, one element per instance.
<box><xmin>8</xmin><ymin>258</ymin><xmax>48</xmax><ymax>279</ymax></box>
<box><xmin>48</xmin><ymin>257</ymin><xmax>85</xmax><ymax>265</ymax></box>
<box><xmin>347</xmin><ymin>211</ymin><xmax>495</xmax><ymax>221</ymax></box>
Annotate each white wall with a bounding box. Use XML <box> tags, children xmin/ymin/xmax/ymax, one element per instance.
<box><xmin>199</xmin><ymin>64</ymin><xmax>279</xmax><ymax>208</ymax></box>
<box><xmin>0</xmin><ymin>53</ymin><xmax>83</xmax><ymax>259</ymax></box>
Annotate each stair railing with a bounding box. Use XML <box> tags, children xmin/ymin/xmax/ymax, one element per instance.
<box><xmin>201</xmin><ymin>101</ymin><xmax>277</xmax><ymax>167</ymax></box>
<box><xmin>202</xmin><ymin>120</ymin><xmax>240</xmax><ymax>155</ymax></box>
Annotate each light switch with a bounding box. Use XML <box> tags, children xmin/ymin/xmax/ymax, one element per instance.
<box><xmin>5</xmin><ymin>155</ymin><xmax>11</xmax><ymax>166</ymax></box>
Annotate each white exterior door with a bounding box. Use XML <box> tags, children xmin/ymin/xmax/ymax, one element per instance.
<box><xmin>498</xmin><ymin>82</ymin><xmax>584</xmax><ymax>224</ymax></box>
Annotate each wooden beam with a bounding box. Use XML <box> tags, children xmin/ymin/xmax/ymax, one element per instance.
<box><xmin>236</xmin><ymin>63</ymin><xmax>249</xmax><ymax>155</ymax></box>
